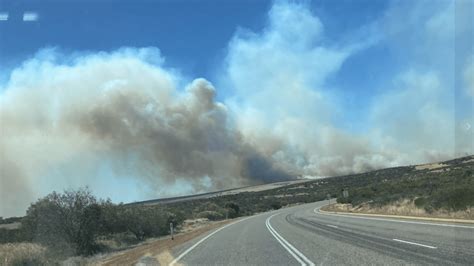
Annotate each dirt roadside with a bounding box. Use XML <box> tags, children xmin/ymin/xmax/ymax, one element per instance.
<box><xmin>321</xmin><ymin>203</ymin><xmax>474</xmax><ymax>224</ymax></box>
<box><xmin>96</xmin><ymin>219</ymin><xmax>234</xmax><ymax>266</ymax></box>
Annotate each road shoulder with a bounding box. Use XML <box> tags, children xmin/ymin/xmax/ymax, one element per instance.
<box><xmin>319</xmin><ymin>205</ymin><xmax>474</xmax><ymax>224</ymax></box>
<box><xmin>98</xmin><ymin>219</ymin><xmax>234</xmax><ymax>265</ymax></box>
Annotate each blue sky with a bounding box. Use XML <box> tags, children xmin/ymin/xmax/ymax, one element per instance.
<box><xmin>0</xmin><ymin>0</ymin><xmax>271</xmax><ymax>78</ymax></box>
<box><xmin>0</xmin><ymin>0</ymin><xmax>473</xmax><ymax>216</ymax></box>
<box><xmin>0</xmin><ymin>0</ymin><xmax>405</xmax><ymax>122</ymax></box>
<box><xmin>1</xmin><ymin>0</ymin><xmax>390</xmax><ymax>100</ymax></box>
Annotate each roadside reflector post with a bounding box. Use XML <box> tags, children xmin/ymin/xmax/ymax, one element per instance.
<box><xmin>170</xmin><ymin>222</ymin><xmax>174</xmax><ymax>240</ymax></box>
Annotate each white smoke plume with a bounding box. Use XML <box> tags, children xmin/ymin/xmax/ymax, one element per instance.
<box><xmin>0</xmin><ymin>48</ymin><xmax>296</xmax><ymax>217</ymax></box>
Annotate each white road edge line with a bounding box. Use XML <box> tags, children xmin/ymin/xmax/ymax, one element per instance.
<box><xmin>169</xmin><ymin>216</ymin><xmax>251</xmax><ymax>266</ymax></box>
<box><xmin>392</xmin><ymin>238</ymin><xmax>437</xmax><ymax>249</ymax></box>
<box><xmin>266</xmin><ymin>213</ymin><xmax>315</xmax><ymax>266</ymax></box>
<box><xmin>326</xmin><ymin>224</ymin><xmax>338</xmax><ymax>228</ymax></box>
<box><xmin>314</xmin><ymin>207</ymin><xmax>474</xmax><ymax>229</ymax></box>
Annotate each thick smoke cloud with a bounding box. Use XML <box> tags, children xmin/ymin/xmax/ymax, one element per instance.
<box><xmin>0</xmin><ymin>49</ymin><xmax>292</xmax><ymax>217</ymax></box>
<box><xmin>221</xmin><ymin>2</ymin><xmax>404</xmax><ymax>177</ymax></box>
<box><xmin>1</xmin><ymin>1</ymin><xmax>472</xmax><ymax>216</ymax></box>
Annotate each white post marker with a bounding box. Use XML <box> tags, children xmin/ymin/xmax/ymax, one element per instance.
<box><xmin>170</xmin><ymin>222</ymin><xmax>174</xmax><ymax>240</ymax></box>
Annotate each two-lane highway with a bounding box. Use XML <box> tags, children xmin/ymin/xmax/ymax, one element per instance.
<box><xmin>170</xmin><ymin>201</ymin><xmax>474</xmax><ymax>265</ymax></box>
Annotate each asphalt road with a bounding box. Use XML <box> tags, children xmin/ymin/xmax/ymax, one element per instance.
<box><xmin>170</xmin><ymin>200</ymin><xmax>474</xmax><ymax>265</ymax></box>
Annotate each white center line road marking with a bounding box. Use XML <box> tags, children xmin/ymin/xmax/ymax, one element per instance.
<box><xmin>314</xmin><ymin>207</ymin><xmax>474</xmax><ymax>229</ymax></box>
<box><xmin>169</xmin><ymin>216</ymin><xmax>251</xmax><ymax>266</ymax></box>
<box><xmin>392</xmin><ymin>238</ymin><xmax>437</xmax><ymax>249</ymax></box>
<box><xmin>266</xmin><ymin>213</ymin><xmax>315</xmax><ymax>266</ymax></box>
<box><xmin>326</xmin><ymin>224</ymin><xmax>338</xmax><ymax>229</ymax></box>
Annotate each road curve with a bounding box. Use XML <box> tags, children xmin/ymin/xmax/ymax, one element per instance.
<box><xmin>170</xmin><ymin>200</ymin><xmax>474</xmax><ymax>265</ymax></box>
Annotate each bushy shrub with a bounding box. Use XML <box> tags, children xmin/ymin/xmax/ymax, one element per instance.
<box><xmin>201</xmin><ymin>202</ymin><xmax>221</xmax><ymax>212</ymax></box>
<box><xmin>464</xmin><ymin>169</ymin><xmax>472</xmax><ymax>177</ymax></box>
<box><xmin>0</xmin><ymin>229</ymin><xmax>27</xmax><ymax>244</ymax></box>
<box><xmin>337</xmin><ymin>197</ymin><xmax>352</xmax><ymax>204</ymax></box>
<box><xmin>99</xmin><ymin>202</ymin><xmax>129</xmax><ymax>235</ymax></box>
<box><xmin>430</xmin><ymin>186</ymin><xmax>474</xmax><ymax>211</ymax></box>
<box><xmin>414</xmin><ymin>197</ymin><xmax>427</xmax><ymax>208</ymax></box>
<box><xmin>121</xmin><ymin>206</ymin><xmax>169</xmax><ymax>240</ymax></box>
<box><xmin>270</xmin><ymin>201</ymin><xmax>282</xmax><ymax>210</ymax></box>
<box><xmin>16</xmin><ymin>187</ymin><xmax>187</xmax><ymax>255</ymax></box>
<box><xmin>225</xmin><ymin>202</ymin><xmax>240</xmax><ymax>218</ymax></box>
<box><xmin>196</xmin><ymin>211</ymin><xmax>225</xmax><ymax>221</ymax></box>
<box><xmin>21</xmin><ymin>188</ymin><xmax>102</xmax><ymax>256</ymax></box>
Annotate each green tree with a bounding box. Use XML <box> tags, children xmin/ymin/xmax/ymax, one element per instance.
<box><xmin>21</xmin><ymin>187</ymin><xmax>102</xmax><ymax>255</ymax></box>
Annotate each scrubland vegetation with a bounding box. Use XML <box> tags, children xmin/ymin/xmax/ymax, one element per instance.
<box><xmin>0</xmin><ymin>189</ymin><xmax>187</xmax><ymax>264</ymax></box>
<box><xmin>1</xmin><ymin>156</ymin><xmax>473</xmax><ymax>264</ymax></box>
<box><xmin>335</xmin><ymin>156</ymin><xmax>474</xmax><ymax>215</ymax></box>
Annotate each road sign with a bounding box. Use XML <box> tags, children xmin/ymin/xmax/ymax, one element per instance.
<box><xmin>343</xmin><ymin>189</ymin><xmax>349</xmax><ymax>198</ymax></box>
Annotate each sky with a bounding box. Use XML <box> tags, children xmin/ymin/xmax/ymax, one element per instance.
<box><xmin>0</xmin><ymin>0</ymin><xmax>473</xmax><ymax>217</ymax></box>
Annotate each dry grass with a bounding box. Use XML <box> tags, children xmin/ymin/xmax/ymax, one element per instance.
<box><xmin>0</xmin><ymin>243</ymin><xmax>49</xmax><ymax>265</ymax></box>
<box><xmin>220</xmin><ymin>179</ymin><xmax>311</xmax><ymax>195</ymax></box>
<box><xmin>325</xmin><ymin>199</ymin><xmax>474</xmax><ymax>220</ymax></box>
<box><xmin>415</xmin><ymin>162</ymin><xmax>447</xmax><ymax>170</ymax></box>
<box><xmin>180</xmin><ymin>218</ymin><xmax>211</xmax><ymax>234</ymax></box>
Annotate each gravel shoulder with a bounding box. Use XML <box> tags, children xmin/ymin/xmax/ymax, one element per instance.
<box><xmin>321</xmin><ymin>203</ymin><xmax>474</xmax><ymax>224</ymax></box>
<box><xmin>96</xmin><ymin>219</ymin><xmax>234</xmax><ymax>265</ymax></box>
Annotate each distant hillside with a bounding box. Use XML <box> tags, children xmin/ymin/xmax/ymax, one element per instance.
<box><xmin>137</xmin><ymin>155</ymin><xmax>473</xmax><ymax>218</ymax></box>
<box><xmin>127</xmin><ymin>180</ymin><xmax>312</xmax><ymax>206</ymax></box>
<box><xmin>333</xmin><ymin>155</ymin><xmax>474</xmax><ymax>213</ymax></box>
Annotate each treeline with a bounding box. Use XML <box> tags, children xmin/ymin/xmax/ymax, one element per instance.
<box><xmin>0</xmin><ymin>188</ymin><xmax>260</xmax><ymax>258</ymax></box>
<box><xmin>0</xmin><ymin>188</ymin><xmax>185</xmax><ymax>256</ymax></box>
<box><xmin>0</xmin><ymin>216</ymin><xmax>21</xmax><ymax>225</ymax></box>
